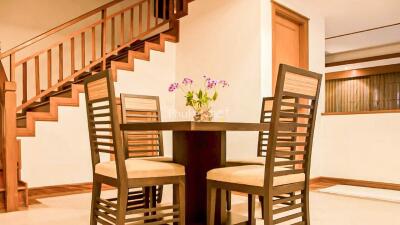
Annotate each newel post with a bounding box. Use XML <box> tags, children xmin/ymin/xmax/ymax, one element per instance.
<box><xmin>3</xmin><ymin>81</ymin><xmax>18</xmax><ymax>211</ymax></box>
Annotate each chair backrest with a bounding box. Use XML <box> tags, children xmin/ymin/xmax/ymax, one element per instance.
<box><xmin>84</xmin><ymin>70</ymin><xmax>126</xmax><ymax>179</ymax></box>
<box><xmin>257</xmin><ymin>97</ymin><xmax>297</xmax><ymax>158</ymax></box>
<box><xmin>120</xmin><ymin>94</ymin><xmax>164</xmax><ymax>158</ymax></box>
<box><xmin>264</xmin><ymin>64</ymin><xmax>322</xmax><ymax>188</ymax></box>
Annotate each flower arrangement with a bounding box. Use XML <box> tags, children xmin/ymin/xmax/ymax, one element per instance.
<box><xmin>169</xmin><ymin>76</ymin><xmax>229</xmax><ymax>121</ymax></box>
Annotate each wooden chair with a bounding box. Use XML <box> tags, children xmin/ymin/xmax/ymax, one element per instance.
<box><xmin>120</xmin><ymin>94</ymin><xmax>172</xmax><ymax>162</ymax></box>
<box><xmin>226</xmin><ymin>96</ymin><xmax>297</xmax><ymax>212</ymax></box>
<box><xmin>226</xmin><ymin>96</ymin><xmax>297</xmax><ymax>166</ymax></box>
<box><xmin>120</xmin><ymin>93</ymin><xmax>172</xmax><ymax>204</ymax></box>
<box><xmin>207</xmin><ymin>64</ymin><xmax>322</xmax><ymax>225</ymax></box>
<box><xmin>84</xmin><ymin>70</ymin><xmax>186</xmax><ymax>225</ymax></box>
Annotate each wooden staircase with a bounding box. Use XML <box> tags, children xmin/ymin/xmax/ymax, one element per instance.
<box><xmin>16</xmin><ymin>27</ymin><xmax>179</xmax><ymax>137</ymax></box>
<box><xmin>0</xmin><ymin>0</ymin><xmax>192</xmax><ymax>211</ymax></box>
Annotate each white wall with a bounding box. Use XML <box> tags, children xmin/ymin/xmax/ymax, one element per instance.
<box><xmin>21</xmin><ymin>42</ymin><xmax>176</xmax><ymax>187</ymax></box>
<box><xmin>176</xmin><ymin>0</ymin><xmax>326</xmax><ymax>170</ymax></box>
<box><xmin>318</xmin><ymin>58</ymin><xmax>400</xmax><ymax>183</ymax></box>
<box><xmin>176</xmin><ymin>0</ymin><xmax>264</xmax><ymax>160</ymax></box>
<box><xmin>318</xmin><ymin>113</ymin><xmax>400</xmax><ymax>184</ymax></box>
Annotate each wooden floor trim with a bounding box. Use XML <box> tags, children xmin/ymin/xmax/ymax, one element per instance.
<box><xmin>28</xmin><ymin>182</ymin><xmax>114</xmax><ymax>205</ymax></box>
<box><xmin>311</xmin><ymin>177</ymin><xmax>400</xmax><ymax>191</ymax></box>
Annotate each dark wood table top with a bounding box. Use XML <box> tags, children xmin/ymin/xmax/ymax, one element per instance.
<box><xmin>120</xmin><ymin>121</ymin><xmax>270</xmax><ymax>131</ymax></box>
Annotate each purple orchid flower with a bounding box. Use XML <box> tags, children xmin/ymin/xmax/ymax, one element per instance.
<box><xmin>168</xmin><ymin>82</ymin><xmax>179</xmax><ymax>92</ymax></box>
<box><xmin>207</xmin><ymin>79</ymin><xmax>218</xmax><ymax>89</ymax></box>
<box><xmin>182</xmin><ymin>78</ymin><xmax>193</xmax><ymax>85</ymax></box>
<box><xmin>219</xmin><ymin>80</ymin><xmax>229</xmax><ymax>88</ymax></box>
<box><xmin>203</xmin><ymin>75</ymin><xmax>211</xmax><ymax>81</ymax></box>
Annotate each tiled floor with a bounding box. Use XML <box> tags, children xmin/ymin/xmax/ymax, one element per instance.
<box><xmin>0</xmin><ymin>185</ymin><xmax>399</xmax><ymax>225</ymax></box>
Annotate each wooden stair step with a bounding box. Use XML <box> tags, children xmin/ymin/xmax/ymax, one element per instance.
<box><xmin>74</xmin><ymin>71</ymin><xmax>92</xmax><ymax>81</ymax></box>
<box><xmin>146</xmin><ymin>34</ymin><xmax>161</xmax><ymax>44</ymax></box>
<box><xmin>41</xmin><ymin>86</ymin><xmax>73</xmax><ymax>101</ymax></box>
<box><xmin>26</xmin><ymin>100</ymin><xmax>51</xmax><ymax>113</ymax></box>
<box><xmin>16</xmin><ymin>115</ymin><xmax>27</xmax><ymax>128</ymax></box>
<box><xmin>51</xmin><ymin>87</ymin><xmax>73</xmax><ymax>98</ymax></box>
<box><xmin>130</xmin><ymin>40</ymin><xmax>147</xmax><ymax>52</ymax></box>
<box><xmin>89</xmin><ymin>34</ymin><xmax>163</xmax><ymax>72</ymax></box>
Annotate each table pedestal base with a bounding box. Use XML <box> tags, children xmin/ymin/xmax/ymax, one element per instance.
<box><xmin>173</xmin><ymin>131</ymin><xmax>227</xmax><ymax>225</ymax></box>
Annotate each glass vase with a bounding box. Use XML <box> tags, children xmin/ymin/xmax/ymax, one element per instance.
<box><xmin>193</xmin><ymin>108</ymin><xmax>213</xmax><ymax>122</ymax></box>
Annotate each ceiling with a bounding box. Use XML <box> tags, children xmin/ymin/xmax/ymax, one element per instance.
<box><xmin>310</xmin><ymin>0</ymin><xmax>400</xmax><ymax>54</ymax></box>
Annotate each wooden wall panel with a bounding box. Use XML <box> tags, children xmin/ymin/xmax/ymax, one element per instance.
<box><xmin>324</xmin><ymin>75</ymin><xmax>390</xmax><ymax>113</ymax></box>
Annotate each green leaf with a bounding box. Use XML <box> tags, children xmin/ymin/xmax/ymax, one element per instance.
<box><xmin>212</xmin><ymin>92</ymin><xmax>218</xmax><ymax>101</ymax></box>
<box><xmin>197</xmin><ymin>90</ymin><xmax>203</xmax><ymax>99</ymax></box>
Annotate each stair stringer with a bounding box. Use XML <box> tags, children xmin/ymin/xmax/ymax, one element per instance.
<box><xmin>111</xmin><ymin>31</ymin><xmax>178</xmax><ymax>81</ymax></box>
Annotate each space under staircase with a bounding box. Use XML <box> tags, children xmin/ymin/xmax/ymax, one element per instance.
<box><xmin>0</xmin><ymin>0</ymin><xmax>193</xmax><ymax>211</ymax></box>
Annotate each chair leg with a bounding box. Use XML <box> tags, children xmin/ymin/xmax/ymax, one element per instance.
<box><xmin>302</xmin><ymin>190</ymin><xmax>310</xmax><ymax>225</ymax></box>
<box><xmin>226</xmin><ymin>190</ymin><xmax>232</xmax><ymax>211</ymax></box>
<box><xmin>116</xmin><ymin>186</ymin><xmax>128</xmax><ymax>225</ymax></box>
<box><xmin>248</xmin><ymin>194</ymin><xmax>256</xmax><ymax>225</ymax></box>
<box><xmin>150</xmin><ymin>186</ymin><xmax>157</xmax><ymax>221</ymax></box>
<box><xmin>207</xmin><ymin>183</ymin><xmax>217</xmax><ymax>225</ymax></box>
<box><xmin>157</xmin><ymin>185</ymin><xmax>164</xmax><ymax>204</ymax></box>
<box><xmin>90</xmin><ymin>181</ymin><xmax>101</xmax><ymax>225</ymax></box>
<box><xmin>144</xmin><ymin>186</ymin><xmax>151</xmax><ymax>222</ymax></box>
<box><xmin>263</xmin><ymin>196</ymin><xmax>273</xmax><ymax>225</ymax></box>
<box><xmin>178</xmin><ymin>179</ymin><xmax>186</xmax><ymax>225</ymax></box>
<box><xmin>258</xmin><ymin>195</ymin><xmax>264</xmax><ymax>219</ymax></box>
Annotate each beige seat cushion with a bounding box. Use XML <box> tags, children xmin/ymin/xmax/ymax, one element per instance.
<box><xmin>135</xmin><ymin>156</ymin><xmax>173</xmax><ymax>162</ymax></box>
<box><xmin>207</xmin><ymin>165</ymin><xmax>304</xmax><ymax>187</ymax></box>
<box><xmin>95</xmin><ymin>159</ymin><xmax>184</xmax><ymax>179</ymax></box>
<box><xmin>226</xmin><ymin>157</ymin><xmax>289</xmax><ymax>166</ymax></box>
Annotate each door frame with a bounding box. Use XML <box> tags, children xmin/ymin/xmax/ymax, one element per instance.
<box><xmin>271</xmin><ymin>1</ymin><xmax>309</xmax><ymax>92</ymax></box>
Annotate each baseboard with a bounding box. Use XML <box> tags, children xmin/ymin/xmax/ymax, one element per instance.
<box><xmin>29</xmin><ymin>182</ymin><xmax>114</xmax><ymax>202</ymax></box>
<box><xmin>311</xmin><ymin>176</ymin><xmax>400</xmax><ymax>191</ymax></box>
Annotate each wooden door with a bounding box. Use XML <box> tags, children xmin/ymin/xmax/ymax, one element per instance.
<box><xmin>272</xmin><ymin>2</ymin><xmax>309</xmax><ymax>92</ymax></box>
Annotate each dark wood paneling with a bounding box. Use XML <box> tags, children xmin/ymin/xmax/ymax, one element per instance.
<box><xmin>325</xmin><ymin>71</ymin><xmax>400</xmax><ymax>113</ymax></box>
